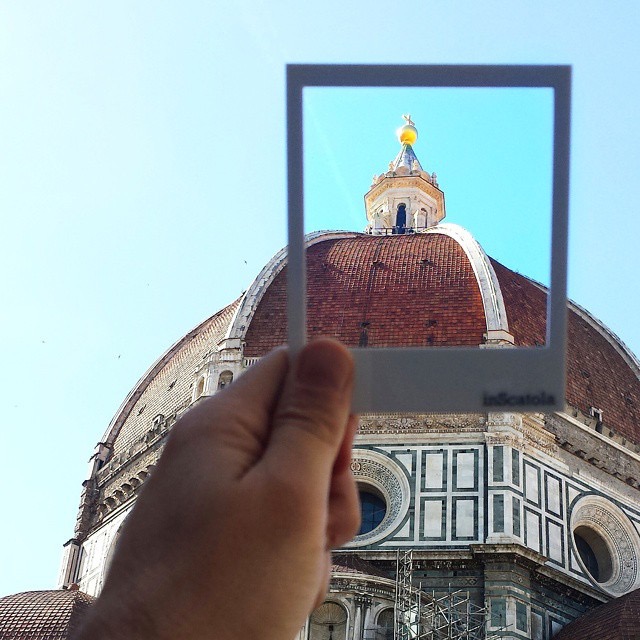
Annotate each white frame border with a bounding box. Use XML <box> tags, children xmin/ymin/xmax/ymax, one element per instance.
<box><xmin>287</xmin><ymin>64</ymin><xmax>570</xmax><ymax>413</ymax></box>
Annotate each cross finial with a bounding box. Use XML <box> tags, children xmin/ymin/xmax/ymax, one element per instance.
<box><xmin>402</xmin><ymin>113</ymin><xmax>415</xmax><ymax>126</ymax></box>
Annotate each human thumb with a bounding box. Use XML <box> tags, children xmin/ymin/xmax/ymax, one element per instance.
<box><xmin>265</xmin><ymin>338</ymin><xmax>354</xmax><ymax>486</ymax></box>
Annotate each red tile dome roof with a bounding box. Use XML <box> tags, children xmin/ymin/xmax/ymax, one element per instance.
<box><xmin>553</xmin><ymin>586</ymin><xmax>640</xmax><ymax>640</ymax></box>
<box><xmin>245</xmin><ymin>233</ymin><xmax>487</xmax><ymax>353</ymax></box>
<box><xmin>331</xmin><ymin>554</ymin><xmax>389</xmax><ymax>579</ymax></box>
<box><xmin>493</xmin><ymin>259</ymin><xmax>640</xmax><ymax>442</ymax></box>
<box><xmin>103</xmin><ymin>229</ymin><xmax>640</xmax><ymax>459</ymax></box>
<box><xmin>0</xmin><ymin>589</ymin><xmax>95</xmax><ymax>640</ymax></box>
<box><xmin>243</xmin><ymin>232</ymin><xmax>640</xmax><ymax>444</ymax></box>
<box><xmin>105</xmin><ymin>300</ymin><xmax>239</xmax><ymax>458</ymax></box>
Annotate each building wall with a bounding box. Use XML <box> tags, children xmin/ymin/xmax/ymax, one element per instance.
<box><xmin>77</xmin><ymin>506</ymin><xmax>131</xmax><ymax>596</ymax></box>
<box><xmin>348</xmin><ymin>412</ymin><xmax>640</xmax><ymax>594</ymax></box>
<box><xmin>73</xmin><ymin>407</ymin><xmax>640</xmax><ymax>640</ymax></box>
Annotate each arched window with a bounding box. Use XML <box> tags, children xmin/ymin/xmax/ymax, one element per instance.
<box><xmin>195</xmin><ymin>376</ymin><xmax>205</xmax><ymax>399</ymax></box>
<box><xmin>395</xmin><ymin>203</ymin><xmax>407</xmax><ymax>234</ymax></box>
<box><xmin>103</xmin><ymin>519</ymin><xmax>126</xmax><ymax>579</ymax></box>
<box><xmin>217</xmin><ymin>370</ymin><xmax>234</xmax><ymax>390</ymax></box>
<box><xmin>309</xmin><ymin>601</ymin><xmax>348</xmax><ymax>640</ymax></box>
<box><xmin>375</xmin><ymin>608</ymin><xmax>394</xmax><ymax>640</ymax></box>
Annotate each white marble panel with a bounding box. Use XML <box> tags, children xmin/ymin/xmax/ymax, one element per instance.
<box><xmin>77</xmin><ymin>507</ymin><xmax>132</xmax><ymax>597</ymax></box>
<box><xmin>547</xmin><ymin>521</ymin><xmax>563</xmax><ymax>562</ymax></box>
<box><xmin>525</xmin><ymin>465</ymin><xmax>540</xmax><ymax>503</ymax></box>
<box><xmin>546</xmin><ymin>476</ymin><xmax>561</xmax><ymax>514</ymax></box>
<box><xmin>395</xmin><ymin>452</ymin><xmax>414</xmax><ymax>476</ymax></box>
<box><xmin>567</xmin><ymin>485</ymin><xmax>581</xmax><ymax>507</ymax></box>
<box><xmin>395</xmin><ymin>519</ymin><xmax>412</xmax><ymax>539</ymax></box>
<box><xmin>455</xmin><ymin>499</ymin><xmax>475</xmax><ymax>537</ymax></box>
<box><xmin>569</xmin><ymin>549</ymin><xmax>582</xmax><ymax>572</ymax></box>
<box><xmin>424</xmin><ymin>500</ymin><xmax>444</xmax><ymax>538</ymax></box>
<box><xmin>456</xmin><ymin>452</ymin><xmax>475</xmax><ymax>489</ymax></box>
<box><xmin>424</xmin><ymin>452</ymin><xmax>444</xmax><ymax>489</ymax></box>
<box><xmin>526</xmin><ymin>510</ymin><xmax>541</xmax><ymax>553</ymax></box>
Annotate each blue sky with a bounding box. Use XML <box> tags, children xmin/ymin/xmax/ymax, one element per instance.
<box><xmin>304</xmin><ymin>87</ymin><xmax>553</xmax><ymax>284</ymax></box>
<box><xmin>1</xmin><ymin>1</ymin><xmax>639</xmax><ymax>596</ymax></box>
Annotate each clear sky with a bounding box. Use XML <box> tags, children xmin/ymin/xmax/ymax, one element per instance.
<box><xmin>1</xmin><ymin>1</ymin><xmax>639</xmax><ymax>596</ymax></box>
<box><xmin>304</xmin><ymin>87</ymin><xmax>554</xmax><ymax>285</ymax></box>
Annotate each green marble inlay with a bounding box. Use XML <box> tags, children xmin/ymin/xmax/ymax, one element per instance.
<box><xmin>513</xmin><ymin>497</ymin><xmax>521</xmax><ymax>537</ymax></box>
<box><xmin>493</xmin><ymin>494</ymin><xmax>504</xmax><ymax>533</ymax></box>
<box><xmin>493</xmin><ymin>446</ymin><xmax>504</xmax><ymax>482</ymax></box>
<box><xmin>516</xmin><ymin>601</ymin><xmax>528</xmax><ymax>632</ymax></box>
<box><xmin>490</xmin><ymin>599</ymin><xmax>506</xmax><ymax>627</ymax></box>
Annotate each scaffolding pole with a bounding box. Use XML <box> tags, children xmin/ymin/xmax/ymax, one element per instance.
<box><xmin>391</xmin><ymin>554</ymin><xmax>506</xmax><ymax>640</ymax></box>
<box><xmin>394</xmin><ymin>550</ymin><xmax>415</xmax><ymax>640</ymax></box>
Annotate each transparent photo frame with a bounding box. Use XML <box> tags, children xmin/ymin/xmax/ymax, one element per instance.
<box><xmin>287</xmin><ymin>65</ymin><xmax>570</xmax><ymax>413</ymax></box>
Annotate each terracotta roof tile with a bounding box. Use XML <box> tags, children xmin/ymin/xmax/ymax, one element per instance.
<box><xmin>493</xmin><ymin>259</ymin><xmax>640</xmax><ymax>442</ymax></box>
<box><xmin>553</xmin><ymin>587</ymin><xmax>640</xmax><ymax>640</ymax></box>
<box><xmin>331</xmin><ymin>554</ymin><xmax>389</xmax><ymax>579</ymax></box>
<box><xmin>490</xmin><ymin>259</ymin><xmax>547</xmax><ymax>347</ymax></box>
<box><xmin>244</xmin><ymin>234</ymin><xmax>486</xmax><ymax>355</ymax></box>
<box><xmin>0</xmin><ymin>589</ymin><xmax>94</xmax><ymax>640</ymax></box>
<box><xmin>111</xmin><ymin>299</ymin><xmax>240</xmax><ymax>457</ymax></box>
<box><xmin>244</xmin><ymin>235</ymin><xmax>640</xmax><ymax>443</ymax></box>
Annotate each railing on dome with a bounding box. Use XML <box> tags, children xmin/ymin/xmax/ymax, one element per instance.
<box><xmin>242</xmin><ymin>357</ymin><xmax>261</xmax><ymax>368</ymax></box>
<box><xmin>367</xmin><ymin>226</ymin><xmax>431</xmax><ymax>235</ymax></box>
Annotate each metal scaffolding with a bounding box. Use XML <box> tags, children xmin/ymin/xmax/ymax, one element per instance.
<box><xmin>395</xmin><ymin>550</ymin><xmax>418</xmax><ymax>640</ymax></box>
<box><xmin>392</xmin><ymin>551</ymin><xmax>505</xmax><ymax>640</ymax></box>
<box><xmin>418</xmin><ymin>589</ymin><xmax>504</xmax><ymax>640</ymax></box>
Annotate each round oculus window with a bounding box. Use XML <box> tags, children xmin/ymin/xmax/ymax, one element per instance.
<box><xmin>573</xmin><ymin>525</ymin><xmax>613</xmax><ymax>584</ymax></box>
<box><xmin>346</xmin><ymin>451</ymin><xmax>410</xmax><ymax>547</ymax></box>
<box><xmin>570</xmin><ymin>495</ymin><xmax>640</xmax><ymax>595</ymax></box>
<box><xmin>573</xmin><ymin>526</ymin><xmax>613</xmax><ymax>583</ymax></box>
<box><xmin>310</xmin><ymin>602</ymin><xmax>348</xmax><ymax>640</ymax></box>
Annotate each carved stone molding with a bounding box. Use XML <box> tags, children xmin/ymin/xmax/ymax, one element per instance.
<box><xmin>346</xmin><ymin>451</ymin><xmax>411</xmax><ymax>547</ymax></box>
<box><xmin>93</xmin><ymin>446</ymin><xmax>163</xmax><ymax>527</ymax></box>
<box><xmin>359</xmin><ymin>413</ymin><xmax>485</xmax><ymax>435</ymax></box>
<box><xmin>570</xmin><ymin>495</ymin><xmax>640</xmax><ymax>596</ymax></box>
<box><xmin>485</xmin><ymin>432</ymin><xmax>521</xmax><ymax>447</ymax></box>
<box><xmin>487</xmin><ymin>412</ymin><xmax>522</xmax><ymax>428</ymax></box>
<box><xmin>520</xmin><ymin>415</ymin><xmax>556</xmax><ymax>452</ymax></box>
<box><xmin>485</xmin><ymin>412</ymin><xmax>557</xmax><ymax>454</ymax></box>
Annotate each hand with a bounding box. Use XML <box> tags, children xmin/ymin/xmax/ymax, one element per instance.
<box><xmin>75</xmin><ymin>338</ymin><xmax>360</xmax><ymax>640</ymax></box>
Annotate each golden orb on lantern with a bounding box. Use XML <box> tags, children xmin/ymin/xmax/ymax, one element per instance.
<box><xmin>396</xmin><ymin>113</ymin><xmax>418</xmax><ymax>146</ymax></box>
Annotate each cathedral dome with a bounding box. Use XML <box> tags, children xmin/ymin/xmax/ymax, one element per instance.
<box><xmin>95</xmin><ymin>224</ymin><xmax>640</xmax><ymax>471</ymax></box>
<box><xmin>81</xmin><ymin>108</ymin><xmax>640</xmax><ymax>506</ymax></box>
<box><xmin>55</xmin><ymin>116</ymin><xmax>640</xmax><ymax>640</ymax></box>
<box><xmin>242</xmin><ymin>230</ymin><xmax>640</xmax><ymax>445</ymax></box>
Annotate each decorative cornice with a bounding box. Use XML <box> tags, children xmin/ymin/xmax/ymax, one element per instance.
<box><xmin>365</xmin><ymin>174</ymin><xmax>444</xmax><ymax>206</ymax></box>
<box><xmin>485</xmin><ymin>412</ymin><xmax>557</xmax><ymax>454</ymax></box>
<box><xmin>470</xmin><ymin>543</ymin><xmax>547</xmax><ymax>568</ymax></box>
<box><xmin>359</xmin><ymin>413</ymin><xmax>486</xmax><ymax>434</ymax></box>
